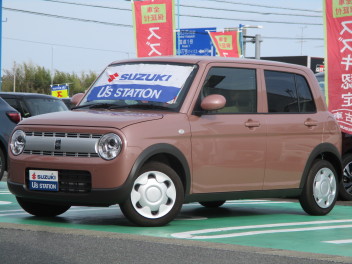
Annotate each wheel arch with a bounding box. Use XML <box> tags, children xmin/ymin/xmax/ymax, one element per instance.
<box><xmin>128</xmin><ymin>143</ymin><xmax>191</xmax><ymax>195</ymax></box>
<box><xmin>300</xmin><ymin>142</ymin><xmax>342</xmax><ymax>189</ymax></box>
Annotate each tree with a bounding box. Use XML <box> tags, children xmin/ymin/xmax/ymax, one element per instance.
<box><xmin>1</xmin><ymin>62</ymin><xmax>97</xmax><ymax>96</ymax></box>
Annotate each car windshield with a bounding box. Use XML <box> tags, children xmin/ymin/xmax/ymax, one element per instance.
<box><xmin>26</xmin><ymin>98</ymin><xmax>68</xmax><ymax>116</ymax></box>
<box><xmin>78</xmin><ymin>63</ymin><xmax>197</xmax><ymax>111</ymax></box>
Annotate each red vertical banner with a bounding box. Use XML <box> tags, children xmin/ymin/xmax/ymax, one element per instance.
<box><xmin>132</xmin><ymin>0</ymin><xmax>175</xmax><ymax>57</ymax></box>
<box><xmin>208</xmin><ymin>31</ymin><xmax>241</xmax><ymax>57</ymax></box>
<box><xmin>324</xmin><ymin>0</ymin><xmax>352</xmax><ymax>134</ymax></box>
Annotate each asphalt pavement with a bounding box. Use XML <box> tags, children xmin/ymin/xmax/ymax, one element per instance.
<box><xmin>1</xmin><ymin>173</ymin><xmax>352</xmax><ymax>264</ymax></box>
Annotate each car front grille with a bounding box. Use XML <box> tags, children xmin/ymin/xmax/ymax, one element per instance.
<box><xmin>23</xmin><ymin>131</ymin><xmax>102</xmax><ymax>158</ymax></box>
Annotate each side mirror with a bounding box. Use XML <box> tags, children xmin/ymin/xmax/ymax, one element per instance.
<box><xmin>200</xmin><ymin>94</ymin><xmax>226</xmax><ymax>111</ymax></box>
<box><xmin>71</xmin><ymin>93</ymin><xmax>84</xmax><ymax>106</ymax></box>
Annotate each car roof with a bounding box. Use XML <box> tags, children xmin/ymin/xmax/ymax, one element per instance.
<box><xmin>0</xmin><ymin>96</ymin><xmax>18</xmax><ymax>111</ymax></box>
<box><xmin>110</xmin><ymin>56</ymin><xmax>311</xmax><ymax>71</ymax></box>
<box><xmin>0</xmin><ymin>92</ymin><xmax>60</xmax><ymax>99</ymax></box>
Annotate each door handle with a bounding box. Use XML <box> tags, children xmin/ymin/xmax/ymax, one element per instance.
<box><xmin>304</xmin><ymin>119</ymin><xmax>318</xmax><ymax>127</ymax></box>
<box><xmin>245</xmin><ymin>119</ymin><xmax>260</xmax><ymax>128</ymax></box>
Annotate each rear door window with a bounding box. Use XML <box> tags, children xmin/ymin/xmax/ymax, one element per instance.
<box><xmin>265</xmin><ymin>70</ymin><xmax>316</xmax><ymax>113</ymax></box>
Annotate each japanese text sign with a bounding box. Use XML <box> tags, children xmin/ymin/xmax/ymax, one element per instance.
<box><xmin>51</xmin><ymin>84</ymin><xmax>69</xmax><ymax>98</ymax></box>
<box><xmin>132</xmin><ymin>0</ymin><xmax>175</xmax><ymax>57</ymax></box>
<box><xmin>324</xmin><ymin>0</ymin><xmax>352</xmax><ymax>134</ymax></box>
<box><xmin>176</xmin><ymin>27</ymin><xmax>216</xmax><ymax>56</ymax></box>
<box><xmin>208</xmin><ymin>31</ymin><xmax>241</xmax><ymax>57</ymax></box>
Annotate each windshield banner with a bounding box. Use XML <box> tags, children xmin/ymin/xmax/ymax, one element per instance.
<box><xmin>87</xmin><ymin>64</ymin><xmax>194</xmax><ymax>103</ymax></box>
<box><xmin>324</xmin><ymin>0</ymin><xmax>352</xmax><ymax>134</ymax></box>
<box><xmin>132</xmin><ymin>0</ymin><xmax>175</xmax><ymax>57</ymax></box>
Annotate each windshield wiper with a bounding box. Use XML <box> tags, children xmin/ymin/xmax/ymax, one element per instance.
<box><xmin>108</xmin><ymin>104</ymin><xmax>170</xmax><ymax>110</ymax></box>
<box><xmin>71</xmin><ymin>103</ymin><xmax>118</xmax><ymax>110</ymax></box>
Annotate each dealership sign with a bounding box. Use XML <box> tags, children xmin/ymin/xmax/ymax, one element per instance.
<box><xmin>208</xmin><ymin>31</ymin><xmax>241</xmax><ymax>57</ymax></box>
<box><xmin>324</xmin><ymin>0</ymin><xmax>352</xmax><ymax>134</ymax></box>
<box><xmin>132</xmin><ymin>0</ymin><xmax>175</xmax><ymax>57</ymax></box>
<box><xmin>51</xmin><ymin>84</ymin><xmax>69</xmax><ymax>98</ymax></box>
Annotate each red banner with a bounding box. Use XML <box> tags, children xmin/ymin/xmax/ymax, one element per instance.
<box><xmin>132</xmin><ymin>0</ymin><xmax>175</xmax><ymax>57</ymax></box>
<box><xmin>324</xmin><ymin>0</ymin><xmax>352</xmax><ymax>134</ymax></box>
<box><xmin>208</xmin><ymin>31</ymin><xmax>241</xmax><ymax>57</ymax></box>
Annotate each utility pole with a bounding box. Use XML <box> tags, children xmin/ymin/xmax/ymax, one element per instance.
<box><xmin>13</xmin><ymin>62</ymin><xmax>16</xmax><ymax>92</ymax></box>
<box><xmin>243</xmin><ymin>34</ymin><xmax>262</xmax><ymax>59</ymax></box>
<box><xmin>240</xmin><ymin>25</ymin><xmax>263</xmax><ymax>59</ymax></box>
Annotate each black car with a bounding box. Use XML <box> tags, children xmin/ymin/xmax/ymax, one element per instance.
<box><xmin>0</xmin><ymin>92</ymin><xmax>69</xmax><ymax>118</ymax></box>
<box><xmin>0</xmin><ymin>97</ymin><xmax>21</xmax><ymax>180</ymax></box>
<box><xmin>315</xmin><ymin>72</ymin><xmax>352</xmax><ymax>201</ymax></box>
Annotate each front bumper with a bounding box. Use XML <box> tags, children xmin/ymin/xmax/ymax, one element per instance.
<box><xmin>7</xmin><ymin>178</ymin><xmax>131</xmax><ymax>206</ymax></box>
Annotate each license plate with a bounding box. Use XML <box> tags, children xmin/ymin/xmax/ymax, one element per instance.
<box><xmin>29</xmin><ymin>170</ymin><xmax>59</xmax><ymax>192</ymax></box>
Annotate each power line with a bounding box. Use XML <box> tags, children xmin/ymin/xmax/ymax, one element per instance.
<box><xmin>39</xmin><ymin>0</ymin><xmax>131</xmax><ymax>11</ymax></box>
<box><xmin>263</xmin><ymin>36</ymin><xmax>323</xmax><ymax>41</ymax></box>
<box><xmin>207</xmin><ymin>0</ymin><xmax>322</xmax><ymax>13</ymax></box>
<box><xmin>3</xmin><ymin>7</ymin><xmax>133</xmax><ymax>27</ymax></box>
<box><xmin>4</xmin><ymin>37</ymin><xmax>133</xmax><ymax>56</ymax></box>
<box><xmin>38</xmin><ymin>0</ymin><xmax>322</xmax><ymax>18</ymax></box>
<box><xmin>4</xmin><ymin>6</ymin><xmax>323</xmax><ymax>26</ymax></box>
<box><xmin>181</xmin><ymin>3</ymin><xmax>322</xmax><ymax>18</ymax></box>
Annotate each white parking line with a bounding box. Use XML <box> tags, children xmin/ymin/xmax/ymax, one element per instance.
<box><xmin>172</xmin><ymin>220</ymin><xmax>352</xmax><ymax>239</ymax></box>
<box><xmin>323</xmin><ymin>239</ymin><xmax>352</xmax><ymax>244</ymax></box>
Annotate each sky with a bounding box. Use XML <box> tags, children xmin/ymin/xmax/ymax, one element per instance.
<box><xmin>2</xmin><ymin>0</ymin><xmax>325</xmax><ymax>75</ymax></box>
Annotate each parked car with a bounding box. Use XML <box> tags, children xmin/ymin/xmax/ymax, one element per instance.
<box><xmin>8</xmin><ymin>57</ymin><xmax>342</xmax><ymax>226</ymax></box>
<box><xmin>315</xmin><ymin>72</ymin><xmax>352</xmax><ymax>201</ymax></box>
<box><xmin>61</xmin><ymin>97</ymin><xmax>75</xmax><ymax>109</ymax></box>
<box><xmin>0</xmin><ymin>97</ymin><xmax>21</xmax><ymax>181</ymax></box>
<box><xmin>0</xmin><ymin>92</ymin><xmax>68</xmax><ymax>118</ymax></box>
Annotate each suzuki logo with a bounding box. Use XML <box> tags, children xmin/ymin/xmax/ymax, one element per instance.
<box><xmin>55</xmin><ymin>139</ymin><xmax>62</xmax><ymax>150</ymax></box>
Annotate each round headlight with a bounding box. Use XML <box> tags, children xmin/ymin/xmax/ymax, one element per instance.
<box><xmin>10</xmin><ymin>130</ymin><xmax>26</xmax><ymax>156</ymax></box>
<box><xmin>97</xmin><ymin>133</ymin><xmax>122</xmax><ymax>160</ymax></box>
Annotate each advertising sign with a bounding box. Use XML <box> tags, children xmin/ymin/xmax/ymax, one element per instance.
<box><xmin>51</xmin><ymin>84</ymin><xmax>69</xmax><ymax>98</ymax></box>
<box><xmin>208</xmin><ymin>31</ymin><xmax>241</xmax><ymax>57</ymax></box>
<box><xmin>324</xmin><ymin>0</ymin><xmax>352</xmax><ymax>134</ymax></box>
<box><xmin>176</xmin><ymin>27</ymin><xmax>216</xmax><ymax>56</ymax></box>
<box><xmin>132</xmin><ymin>0</ymin><xmax>175</xmax><ymax>57</ymax></box>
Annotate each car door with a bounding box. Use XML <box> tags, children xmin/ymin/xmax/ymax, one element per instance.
<box><xmin>189</xmin><ymin>64</ymin><xmax>267</xmax><ymax>194</ymax></box>
<box><xmin>262</xmin><ymin>67</ymin><xmax>325</xmax><ymax>190</ymax></box>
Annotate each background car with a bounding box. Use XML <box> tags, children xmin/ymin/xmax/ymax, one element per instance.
<box><xmin>0</xmin><ymin>97</ymin><xmax>21</xmax><ymax>181</ymax></box>
<box><xmin>61</xmin><ymin>97</ymin><xmax>75</xmax><ymax>109</ymax></box>
<box><xmin>0</xmin><ymin>92</ymin><xmax>69</xmax><ymax>118</ymax></box>
<box><xmin>315</xmin><ymin>72</ymin><xmax>352</xmax><ymax>201</ymax></box>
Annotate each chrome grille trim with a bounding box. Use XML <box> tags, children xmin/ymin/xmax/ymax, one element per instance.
<box><xmin>25</xmin><ymin>132</ymin><xmax>102</xmax><ymax>139</ymax></box>
<box><xmin>23</xmin><ymin>132</ymin><xmax>102</xmax><ymax>158</ymax></box>
<box><xmin>23</xmin><ymin>150</ymin><xmax>99</xmax><ymax>158</ymax></box>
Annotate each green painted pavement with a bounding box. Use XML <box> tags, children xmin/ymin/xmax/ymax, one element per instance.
<box><xmin>1</xmin><ymin>182</ymin><xmax>352</xmax><ymax>257</ymax></box>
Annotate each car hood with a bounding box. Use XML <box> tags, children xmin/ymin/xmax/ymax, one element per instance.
<box><xmin>18</xmin><ymin>110</ymin><xmax>163</xmax><ymax>129</ymax></box>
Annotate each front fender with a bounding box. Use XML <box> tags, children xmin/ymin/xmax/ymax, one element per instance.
<box><xmin>128</xmin><ymin>143</ymin><xmax>191</xmax><ymax>195</ymax></box>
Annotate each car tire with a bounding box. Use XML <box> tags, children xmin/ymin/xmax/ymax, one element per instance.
<box><xmin>120</xmin><ymin>161</ymin><xmax>184</xmax><ymax>227</ymax></box>
<box><xmin>299</xmin><ymin>159</ymin><xmax>338</xmax><ymax>215</ymax></box>
<box><xmin>199</xmin><ymin>201</ymin><xmax>226</xmax><ymax>208</ymax></box>
<box><xmin>340</xmin><ymin>153</ymin><xmax>352</xmax><ymax>201</ymax></box>
<box><xmin>16</xmin><ymin>197</ymin><xmax>71</xmax><ymax>217</ymax></box>
<box><xmin>0</xmin><ymin>148</ymin><xmax>5</xmax><ymax>181</ymax></box>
